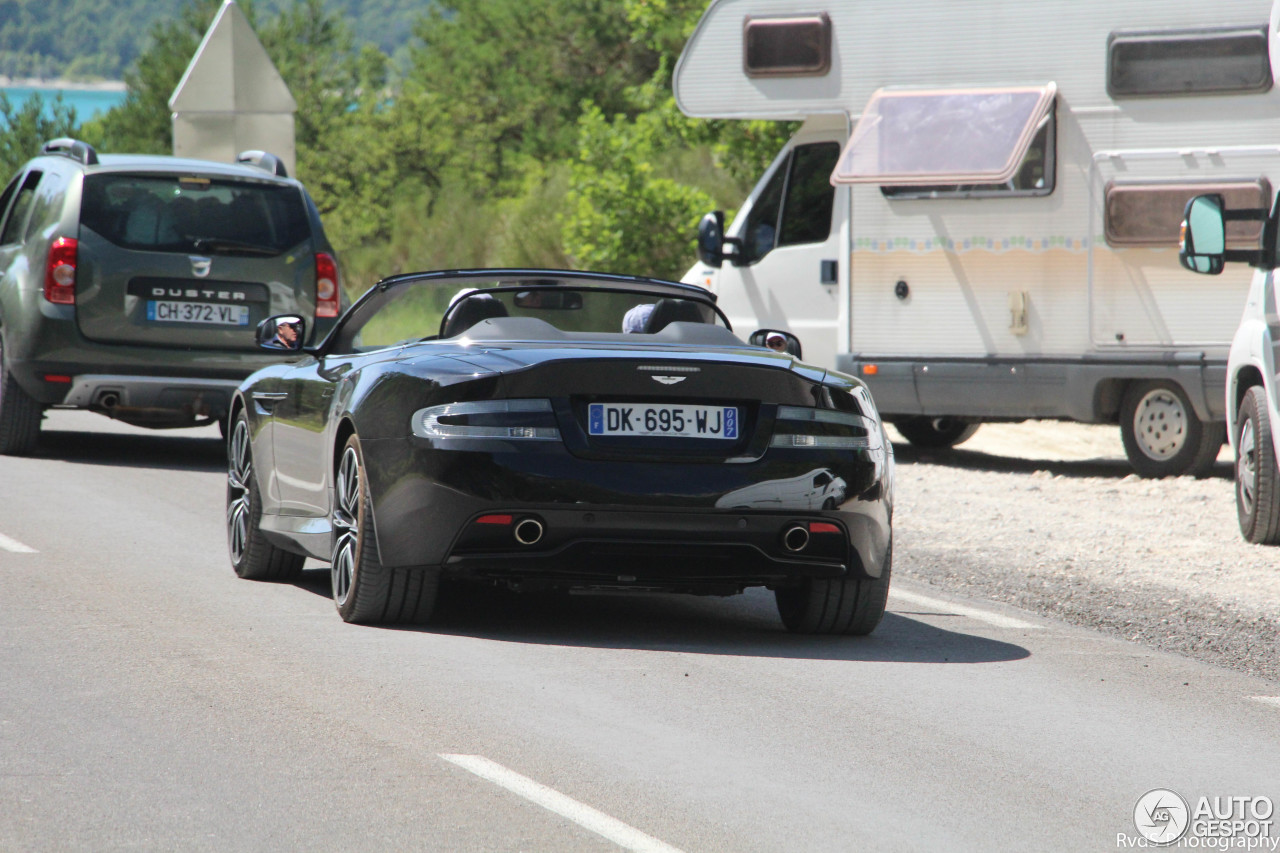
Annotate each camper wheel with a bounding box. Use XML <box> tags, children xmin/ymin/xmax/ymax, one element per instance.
<box><xmin>1119</xmin><ymin>381</ymin><xmax>1223</xmax><ymax>478</ymax></box>
<box><xmin>892</xmin><ymin>417</ymin><xmax>980</xmax><ymax>448</ymax></box>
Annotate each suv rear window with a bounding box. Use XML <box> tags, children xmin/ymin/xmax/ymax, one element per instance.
<box><xmin>79</xmin><ymin>174</ymin><xmax>311</xmax><ymax>256</ymax></box>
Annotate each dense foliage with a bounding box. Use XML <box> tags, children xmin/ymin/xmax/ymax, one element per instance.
<box><xmin>2</xmin><ymin>0</ymin><xmax>795</xmax><ymax>287</ymax></box>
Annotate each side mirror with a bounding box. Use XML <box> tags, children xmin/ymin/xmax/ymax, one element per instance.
<box><xmin>697</xmin><ymin>211</ymin><xmax>726</xmax><ymax>268</ymax></box>
<box><xmin>1179</xmin><ymin>194</ymin><xmax>1227</xmax><ymax>275</ymax></box>
<box><xmin>750</xmin><ymin>328</ymin><xmax>802</xmax><ymax>359</ymax></box>
<box><xmin>257</xmin><ymin>314</ymin><xmax>306</xmax><ymax>352</ymax></box>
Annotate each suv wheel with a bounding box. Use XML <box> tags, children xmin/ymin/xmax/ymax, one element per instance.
<box><xmin>1235</xmin><ymin>385</ymin><xmax>1280</xmax><ymax>544</ymax></box>
<box><xmin>0</xmin><ymin>335</ymin><xmax>43</xmax><ymax>455</ymax></box>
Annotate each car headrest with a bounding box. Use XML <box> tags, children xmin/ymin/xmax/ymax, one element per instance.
<box><xmin>644</xmin><ymin>298</ymin><xmax>705</xmax><ymax>334</ymax></box>
<box><xmin>442</xmin><ymin>294</ymin><xmax>509</xmax><ymax>337</ymax></box>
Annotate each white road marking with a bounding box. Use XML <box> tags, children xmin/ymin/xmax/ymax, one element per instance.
<box><xmin>890</xmin><ymin>588</ymin><xmax>1040</xmax><ymax>630</ymax></box>
<box><xmin>0</xmin><ymin>532</ymin><xmax>36</xmax><ymax>554</ymax></box>
<box><xmin>439</xmin><ymin>754</ymin><xmax>685</xmax><ymax>853</ymax></box>
<box><xmin>1252</xmin><ymin>696</ymin><xmax>1280</xmax><ymax>709</ymax></box>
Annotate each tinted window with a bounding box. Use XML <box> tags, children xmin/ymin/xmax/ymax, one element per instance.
<box><xmin>79</xmin><ymin>174</ymin><xmax>311</xmax><ymax>255</ymax></box>
<box><xmin>0</xmin><ymin>174</ymin><xmax>19</xmax><ymax>225</ymax></box>
<box><xmin>744</xmin><ymin>14</ymin><xmax>831</xmax><ymax>78</ymax></box>
<box><xmin>741</xmin><ymin>158</ymin><xmax>787</xmax><ymax>264</ymax></box>
<box><xmin>1104</xmin><ymin>180</ymin><xmax>1269</xmax><ymax>247</ymax></box>
<box><xmin>779</xmin><ymin>142</ymin><xmax>840</xmax><ymax>245</ymax></box>
<box><xmin>0</xmin><ymin>171</ymin><xmax>41</xmax><ymax>246</ymax></box>
<box><xmin>1108</xmin><ymin>25</ymin><xmax>1271</xmax><ymax>97</ymax></box>
<box><xmin>24</xmin><ymin>167</ymin><xmax>69</xmax><ymax>241</ymax></box>
<box><xmin>741</xmin><ymin>142</ymin><xmax>840</xmax><ymax>264</ymax></box>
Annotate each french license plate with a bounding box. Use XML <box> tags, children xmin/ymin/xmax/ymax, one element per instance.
<box><xmin>588</xmin><ymin>403</ymin><xmax>738</xmax><ymax>439</ymax></box>
<box><xmin>147</xmin><ymin>300</ymin><xmax>249</xmax><ymax>326</ymax></box>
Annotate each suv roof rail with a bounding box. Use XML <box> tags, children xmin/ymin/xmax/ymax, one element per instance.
<box><xmin>42</xmin><ymin>137</ymin><xmax>99</xmax><ymax>166</ymax></box>
<box><xmin>235</xmin><ymin>150</ymin><xmax>288</xmax><ymax>178</ymax></box>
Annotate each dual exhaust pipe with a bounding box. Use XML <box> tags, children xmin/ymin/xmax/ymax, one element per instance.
<box><xmin>513</xmin><ymin>517</ymin><xmax>544</xmax><ymax>546</ymax></box>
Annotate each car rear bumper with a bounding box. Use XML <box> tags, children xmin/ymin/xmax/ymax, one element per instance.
<box><xmin>57</xmin><ymin>374</ymin><xmax>242</xmax><ymax>426</ymax></box>
<box><xmin>360</xmin><ymin>436</ymin><xmax>892</xmax><ymax>589</ymax></box>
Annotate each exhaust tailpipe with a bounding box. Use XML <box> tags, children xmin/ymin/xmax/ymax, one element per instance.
<box><xmin>514</xmin><ymin>518</ymin><xmax>544</xmax><ymax>546</ymax></box>
<box><xmin>97</xmin><ymin>392</ymin><xmax>120</xmax><ymax>409</ymax></box>
<box><xmin>783</xmin><ymin>525</ymin><xmax>810</xmax><ymax>552</ymax></box>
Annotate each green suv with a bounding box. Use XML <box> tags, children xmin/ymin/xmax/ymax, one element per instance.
<box><xmin>0</xmin><ymin>138</ymin><xmax>342</xmax><ymax>453</ymax></box>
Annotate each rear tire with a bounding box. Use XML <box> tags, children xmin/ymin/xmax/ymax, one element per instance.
<box><xmin>226</xmin><ymin>412</ymin><xmax>304</xmax><ymax>581</ymax></box>
<box><xmin>775</xmin><ymin>542</ymin><xmax>892</xmax><ymax>636</ymax></box>
<box><xmin>892</xmin><ymin>417</ymin><xmax>979</xmax><ymax>448</ymax></box>
<box><xmin>0</xmin><ymin>335</ymin><xmax>42</xmax><ymax>455</ymax></box>
<box><xmin>1120</xmin><ymin>380</ymin><xmax>1222</xmax><ymax>478</ymax></box>
<box><xmin>331</xmin><ymin>435</ymin><xmax>439</xmax><ymax>625</ymax></box>
<box><xmin>1235</xmin><ymin>386</ymin><xmax>1280</xmax><ymax>544</ymax></box>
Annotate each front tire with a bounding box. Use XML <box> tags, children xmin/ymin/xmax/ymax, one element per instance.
<box><xmin>1120</xmin><ymin>381</ymin><xmax>1223</xmax><ymax>478</ymax></box>
<box><xmin>892</xmin><ymin>416</ymin><xmax>979</xmax><ymax>448</ymax></box>
<box><xmin>1235</xmin><ymin>386</ymin><xmax>1280</xmax><ymax>544</ymax></box>
<box><xmin>226</xmin><ymin>413</ymin><xmax>304</xmax><ymax>581</ymax></box>
<box><xmin>0</xmin><ymin>335</ymin><xmax>42</xmax><ymax>455</ymax></box>
<box><xmin>331</xmin><ymin>435</ymin><xmax>439</xmax><ymax>625</ymax></box>
<box><xmin>775</xmin><ymin>543</ymin><xmax>892</xmax><ymax>635</ymax></box>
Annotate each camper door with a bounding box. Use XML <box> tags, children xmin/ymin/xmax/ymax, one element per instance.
<box><xmin>712</xmin><ymin>122</ymin><xmax>847</xmax><ymax>369</ymax></box>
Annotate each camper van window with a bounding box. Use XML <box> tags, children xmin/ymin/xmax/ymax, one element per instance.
<box><xmin>741</xmin><ymin>142</ymin><xmax>840</xmax><ymax>264</ymax></box>
<box><xmin>743</xmin><ymin>14</ymin><xmax>831</xmax><ymax>78</ymax></box>
<box><xmin>1108</xmin><ymin>25</ymin><xmax>1271</xmax><ymax>98</ymax></box>
<box><xmin>833</xmin><ymin>85</ymin><xmax>1057</xmax><ymax>192</ymax></box>
<box><xmin>880</xmin><ymin>113</ymin><xmax>1055</xmax><ymax>200</ymax></box>
<box><xmin>1104</xmin><ymin>180</ymin><xmax>1269</xmax><ymax>248</ymax></box>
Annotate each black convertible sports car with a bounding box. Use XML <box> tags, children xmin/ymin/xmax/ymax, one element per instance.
<box><xmin>225</xmin><ymin>269</ymin><xmax>894</xmax><ymax>633</ymax></box>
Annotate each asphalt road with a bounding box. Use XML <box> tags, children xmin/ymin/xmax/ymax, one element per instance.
<box><xmin>2</xmin><ymin>411</ymin><xmax>1278</xmax><ymax>852</ymax></box>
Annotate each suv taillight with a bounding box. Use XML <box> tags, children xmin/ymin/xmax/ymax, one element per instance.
<box><xmin>44</xmin><ymin>237</ymin><xmax>77</xmax><ymax>304</ymax></box>
<box><xmin>315</xmin><ymin>252</ymin><xmax>339</xmax><ymax>318</ymax></box>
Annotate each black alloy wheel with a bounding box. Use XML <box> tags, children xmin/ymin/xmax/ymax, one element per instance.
<box><xmin>331</xmin><ymin>434</ymin><xmax>440</xmax><ymax>625</ymax></box>
<box><xmin>226</xmin><ymin>412</ymin><xmax>304</xmax><ymax>580</ymax></box>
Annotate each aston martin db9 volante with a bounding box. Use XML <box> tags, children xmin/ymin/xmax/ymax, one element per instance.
<box><xmin>225</xmin><ymin>269</ymin><xmax>894</xmax><ymax>633</ymax></box>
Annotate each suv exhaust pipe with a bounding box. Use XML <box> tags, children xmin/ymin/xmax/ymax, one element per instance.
<box><xmin>514</xmin><ymin>518</ymin><xmax>544</xmax><ymax>546</ymax></box>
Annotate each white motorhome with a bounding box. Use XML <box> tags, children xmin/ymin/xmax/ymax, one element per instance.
<box><xmin>676</xmin><ymin>0</ymin><xmax>1280</xmax><ymax>476</ymax></box>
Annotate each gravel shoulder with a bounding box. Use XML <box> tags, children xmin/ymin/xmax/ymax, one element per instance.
<box><xmin>890</xmin><ymin>421</ymin><xmax>1280</xmax><ymax>683</ymax></box>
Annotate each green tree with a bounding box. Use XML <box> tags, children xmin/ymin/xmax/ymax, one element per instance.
<box><xmin>0</xmin><ymin>92</ymin><xmax>78</xmax><ymax>178</ymax></box>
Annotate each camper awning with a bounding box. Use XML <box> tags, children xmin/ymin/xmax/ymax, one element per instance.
<box><xmin>831</xmin><ymin>83</ymin><xmax>1057</xmax><ymax>185</ymax></box>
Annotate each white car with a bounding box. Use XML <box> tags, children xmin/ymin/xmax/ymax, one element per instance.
<box><xmin>1180</xmin><ymin>193</ymin><xmax>1280</xmax><ymax>542</ymax></box>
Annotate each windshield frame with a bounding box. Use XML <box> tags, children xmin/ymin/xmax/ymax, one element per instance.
<box><xmin>316</xmin><ymin>269</ymin><xmax>731</xmax><ymax>356</ymax></box>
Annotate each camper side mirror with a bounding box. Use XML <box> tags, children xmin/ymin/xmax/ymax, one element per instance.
<box><xmin>1179</xmin><ymin>194</ymin><xmax>1227</xmax><ymax>275</ymax></box>
<box><xmin>697</xmin><ymin>211</ymin><xmax>726</xmax><ymax>267</ymax></box>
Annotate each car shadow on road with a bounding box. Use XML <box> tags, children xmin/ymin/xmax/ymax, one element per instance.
<box><xmin>891</xmin><ymin>441</ymin><xmax>1233</xmax><ymax>481</ymax></box>
<box><xmin>31</xmin><ymin>427</ymin><xmax>226</xmax><ymax>472</ymax></box>
<box><xmin>294</xmin><ymin>571</ymin><xmax>1029</xmax><ymax>664</ymax></box>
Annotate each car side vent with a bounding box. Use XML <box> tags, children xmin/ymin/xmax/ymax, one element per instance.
<box><xmin>235</xmin><ymin>150</ymin><xmax>289</xmax><ymax>178</ymax></box>
<box><xmin>42</xmin><ymin>137</ymin><xmax>99</xmax><ymax>166</ymax></box>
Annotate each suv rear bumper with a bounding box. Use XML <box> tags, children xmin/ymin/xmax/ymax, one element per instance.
<box><xmin>57</xmin><ymin>374</ymin><xmax>240</xmax><ymax>427</ymax></box>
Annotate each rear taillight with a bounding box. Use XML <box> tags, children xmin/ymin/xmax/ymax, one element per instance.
<box><xmin>315</xmin><ymin>252</ymin><xmax>339</xmax><ymax>318</ymax></box>
<box><xmin>44</xmin><ymin>237</ymin><xmax>77</xmax><ymax>304</ymax></box>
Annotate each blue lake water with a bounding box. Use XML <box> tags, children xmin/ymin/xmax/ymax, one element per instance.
<box><xmin>1</xmin><ymin>85</ymin><xmax>127</xmax><ymax>124</ymax></box>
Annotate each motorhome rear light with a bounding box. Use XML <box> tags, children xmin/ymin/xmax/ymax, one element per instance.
<box><xmin>43</xmin><ymin>374</ymin><xmax>72</xmax><ymax>383</ymax></box>
<box><xmin>475</xmin><ymin>514</ymin><xmax>513</xmax><ymax>525</ymax></box>
<box><xmin>315</xmin><ymin>252</ymin><xmax>339</xmax><ymax>317</ymax></box>
<box><xmin>863</xmin><ymin>364</ymin><xmax>879</xmax><ymax>375</ymax></box>
<box><xmin>809</xmin><ymin>522</ymin><xmax>840</xmax><ymax>534</ymax></box>
<box><xmin>44</xmin><ymin>236</ymin><xmax>77</xmax><ymax>304</ymax></box>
